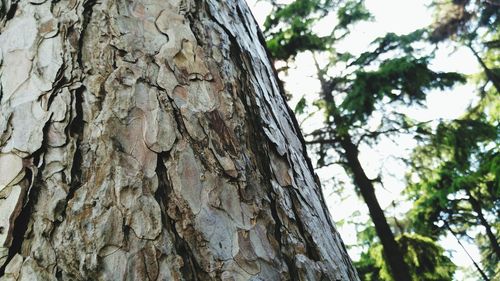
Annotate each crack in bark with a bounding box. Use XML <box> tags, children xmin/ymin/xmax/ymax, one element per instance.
<box><xmin>288</xmin><ymin>191</ymin><xmax>321</xmax><ymax>262</ymax></box>
<box><xmin>212</xmin><ymin>13</ymin><xmax>305</xmax><ymax>278</ymax></box>
<box><xmin>62</xmin><ymin>85</ymin><xmax>85</xmax><ymax>221</ymax></box>
<box><xmin>0</xmin><ymin>0</ymin><xmax>97</xmax><ymax>275</ymax></box>
<box><xmin>77</xmin><ymin>0</ymin><xmax>97</xmax><ymax>70</ymax></box>
<box><xmin>235</xmin><ymin>6</ymin><xmax>253</xmax><ymax>42</ymax></box>
<box><xmin>0</xmin><ymin>119</ymin><xmax>51</xmax><ymax>276</ymax></box>
<box><xmin>226</xmin><ymin>40</ymin><xmax>300</xmax><ymax>278</ymax></box>
<box><xmin>54</xmin><ymin>0</ymin><xmax>97</xmax><ymax>227</ymax></box>
<box><xmin>46</xmin><ymin>65</ymin><xmax>68</xmax><ymax>110</ymax></box>
<box><xmin>1</xmin><ymin>0</ymin><xmax>18</xmax><ymax>23</ymax></box>
<box><xmin>154</xmin><ymin>153</ymin><xmax>208</xmax><ymax>281</ymax></box>
<box><xmin>0</xmin><ymin>181</ymin><xmax>33</xmax><ymax>277</ymax></box>
<box><xmin>268</xmin><ymin>193</ymin><xmax>296</xmax><ymax>279</ymax></box>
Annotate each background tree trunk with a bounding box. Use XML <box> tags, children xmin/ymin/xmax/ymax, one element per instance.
<box><xmin>0</xmin><ymin>0</ymin><xmax>359</xmax><ymax>280</ymax></box>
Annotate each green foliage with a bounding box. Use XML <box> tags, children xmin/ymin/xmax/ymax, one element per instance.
<box><xmin>356</xmin><ymin>248</ymin><xmax>384</xmax><ymax>281</ymax></box>
<box><xmin>266</xmin><ymin>25</ymin><xmax>327</xmax><ymax>60</ymax></box>
<box><xmin>476</xmin><ymin>231</ymin><xmax>500</xmax><ymax>279</ymax></box>
<box><xmin>407</xmin><ymin>116</ymin><xmax>499</xmax><ymax>231</ymax></box>
<box><xmin>352</xmin><ymin>30</ymin><xmax>427</xmax><ymax>67</ymax></box>
<box><xmin>428</xmin><ymin>0</ymin><xmax>500</xmax><ymax>93</ymax></box>
<box><xmin>434</xmin><ymin>119</ymin><xmax>497</xmax><ymax>167</ymax></box>
<box><xmin>294</xmin><ymin>95</ymin><xmax>307</xmax><ymax>114</ymax></box>
<box><xmin>263</xmin><ymin>0</ymin><xmax>498</xmax><ymax>279</ymax></box>
<box><xmin>406</xmin><ymin>7</ymin><xmax>500</xmax><ymax>277</ymax></box>
<box><xmin>342</xmin><ymin>56</ymin><xmax>464</xmax><ymax>124</ymax></box>
<box><xmin>263</xmin><ymin>0</ymin><xmax>369</xmax><ymax>60</ymax></box>
<box><xmin>263</xmin><ymin>0</ymin><xmax>334</xmax><ymax>29</ymax></box>
<box><xmin>286</xmin><ymin>25</ymin><xmax>466</xmax><ymax>131</ymax></box>
<box><xmin>406</xmin><ymin>111</ymin><xmax>499</xmax><ymax>277</ymax></box>
<box><xmin>263</xmin><ymin>0</ymin><xmax>335</xmax><ymax>60</ymax></box>
<box><xmin>356</xmin><ymin>233</ymin><xmax>456</xmax><ymax>281</ymax></box>
<box><xmin>336</xmin><ymin>0</ymin><xmax>371</xmax><ymax>30</ymax></box>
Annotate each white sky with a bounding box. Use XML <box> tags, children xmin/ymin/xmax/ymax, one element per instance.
<box><xmin>246</xmin><ymin>0</ymin><xmax>482</xmax><ymax>280</ymax></box>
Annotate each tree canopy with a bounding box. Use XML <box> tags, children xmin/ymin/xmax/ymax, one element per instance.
<box><xmin>259</xmin><ymin>0</ymin><xmax>499</xmax><ymax>280</ymax></box>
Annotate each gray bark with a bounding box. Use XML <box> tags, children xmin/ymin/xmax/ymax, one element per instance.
<box><xmin>0</xmin><ymin>0</ymin><xmax>359</xmax><ymax>280</ymax></box>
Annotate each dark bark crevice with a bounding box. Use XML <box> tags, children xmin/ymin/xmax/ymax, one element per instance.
<box><xmin>0</xmin><ymin>179</ymin><xmax>36</xmax><ymax>277</ymax></box>
<box><xmin>0</xmin><ymin>119</ymin><xmax>51</xmax><ymax>276</ymax></box>
<box><xmin>206</xmin><ymin>8</ymin><xmax>332</xmax><ymax>279</ymax></box>
<box><xmin>0</xmin><ymin>0</ymin><xmax>96</xmax><ymax>269</ymax></box>
<box><xmin>77</xmin><ymin>0</ymin><xmax>97</xmax><ymax>70</ymax></box>
<box><xmin>4</xmin><ymin>0</ymin><xmax>18</xmax><ymax>22</ymax></box>
<box><xmin>288</xmin><ymin>191</ymin><xmax>322</xmax><ymax>262</ymax></box>
<box><xmin>236</xmin><ymin>70</ymin><xmax>294</xmax><ymax>277</ymax></box>
<box><xmin>0</xmin><ymin>1</ymin><xmax>360</xmax><ymax>279</ymax></box>
<box><xmin>268</xmin><ymin>193</ymin><xmax>297</xmax><ymax>279</ymax></box>
<box><xmin>217</xmin><ymin>15</ymin><xmax>274</xmax><ymax>184</ymax></box>
<box><xmin>235</xmin><ymin>5</ymin><xmax>254</xmax><ymax>42</ymax></box>
<box><xmin>232</xmin><ymin>67</ymin><xmax>297</xmax><ymax>280</ymax></box>
<box><xmin>46</xmin><ymin>67</ymin><xmax>68</xmax><ymax>110</ymax></box>
<box><xmin>221</xmin><ymin>25</ymin><xmax>294</xmax><ymax>277</ymax></box>
<box><xmin>61</xmin><ymin>85</ymin><xmax>85</xmax><ymax>220</ymax></box>
<box><xmin>154</xmin><ymin>153</ymin><xmax>208</xmax><ymax>281</ymax></box>
<box><xmin>53</xmin><ymin>0</ymin><xmax>97</xmax><ymax>227</ymax></box>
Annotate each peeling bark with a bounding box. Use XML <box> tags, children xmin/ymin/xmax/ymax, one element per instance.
<box><xmin>0</xmin><ymin>0</ymin><xmax>359</xmax><ymax>280</ymax></box>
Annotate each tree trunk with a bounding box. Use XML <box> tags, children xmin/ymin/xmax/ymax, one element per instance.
<box><xmin>466</xmin><ymin>191</ymin><xmax>500</xmax><ymax>258</ymax></box>
<box><xmin>0</xmin><ymin>0</ymin><xmax>359</xmax><ymax>280</ymax></box>
<box><xmin>314</xmin><ymin>65</ymin><xmax>411</xmax><ymax>281</ymax></box>
<box><xmin>338</xmin><ymin>137</ymin><xmax>412</xmax><ymax>281</ymax></box>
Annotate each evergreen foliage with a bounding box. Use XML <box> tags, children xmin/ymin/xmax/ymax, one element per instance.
<box><xmin>356</xmin><ymin>233</ymin><xmax>456</xmax><ymax>281</ymax></box>
<box><xmin>406</xmin><ymin>0</ymin><xmax>500</xmax><ymax>278</ymax></box>
<box><xmin>262</xmin><ymin>0</ymin><xmax>498</xmax><ymax>280</ymax></box>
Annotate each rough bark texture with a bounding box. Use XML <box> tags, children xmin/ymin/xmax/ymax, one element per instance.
<box><xmin>0</xmin><ymin>0</ymin><xmax>359</xmax><ymax>280</ymax></box>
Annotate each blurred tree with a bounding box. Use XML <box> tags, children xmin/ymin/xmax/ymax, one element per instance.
<box><xmin>355</xmin><ymin>230</ymin><xmax>456</xmax><ymax>281</ymax></box>
<box><xmin>429</xmin><ymin>0</ymin><xmax>500</xmax><ymax>92</ymax></box>
<box><xmin>406</xmin><ymin>0</ymin><xmax>499</xmax><ymax>279</ymax></box>
<box><xmin>406</xmin><ymin>101</ymin><xmax>499</xmax><ymax>280</ymax></box>
<box><xmin>262</xmin><ymin>1</ymin><xmax>464</xmax><ymax>280</ymax></box>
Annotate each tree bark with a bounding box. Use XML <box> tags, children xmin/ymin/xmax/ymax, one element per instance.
<box><xmin>0</xmin><ymin>0</ymin><xmax>359</xmax><ymax>280</ymax></box>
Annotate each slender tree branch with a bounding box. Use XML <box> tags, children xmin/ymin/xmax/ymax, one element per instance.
<box><xmin>444</xmin><ymin>221</ymin><xmax>490</xmax><ymax>281</ymax></box>
<box><xmin>467</xmin><ymin>44</ymin><xmax>500</xmax><ymax>93</ymax></box>
<box><xmin>305</xmin><ymin>138</ymin><xmax>338</xmax><ymax>145</ymax></box>
<box><xmin>356</xmin><ymin>127</ymin><xmax>402</xmax><ymax>147</ymax></box>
